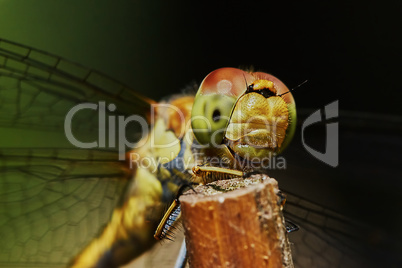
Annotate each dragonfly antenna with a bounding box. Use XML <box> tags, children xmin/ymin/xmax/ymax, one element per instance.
<box><xmin>279</xmin><ymin>79</ymin><xmax>308</xmax><ymax>96</ymax></box>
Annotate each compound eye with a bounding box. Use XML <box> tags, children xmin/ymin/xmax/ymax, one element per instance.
<box><xmin>191</xmin><ymin>68</ymin><xmax>254</xmax><ymax>145</ymax></box>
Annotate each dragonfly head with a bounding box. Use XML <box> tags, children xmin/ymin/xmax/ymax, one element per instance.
<box><xmin>191</xmin><ymin>67</ymin><xmax>296</xmax><ymax>162</ymax></box>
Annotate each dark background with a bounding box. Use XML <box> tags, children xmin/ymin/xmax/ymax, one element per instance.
<box><xmin>0</xmin><ymin>0</ymin><xmax>401</xmax><ymax>264</ymax></box>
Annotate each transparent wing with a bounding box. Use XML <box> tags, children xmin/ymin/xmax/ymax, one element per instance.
<box><xmin>283</xmin><ymin>191</ymin><xmax>395</xmax><ymax>268</ymax></box>
<box><xmin>0</xmin><ymin>38</ymin><xmax>154</xmax><ymax>132</ymax></box>
<box><xmin>0</xmin><ymin>148</ymin><xmax>130</xmax><ymax>266</ymax></box>
<box><xmin>0</xmin><ymin>39</ymin><xmax>154</xmax><ymax>267</ymax></box>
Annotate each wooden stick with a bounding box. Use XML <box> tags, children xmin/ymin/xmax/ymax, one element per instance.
<box><xmin>179</xmin><ymin>175</ymin><xmax>293</xmax><ymax>268</ymax></box>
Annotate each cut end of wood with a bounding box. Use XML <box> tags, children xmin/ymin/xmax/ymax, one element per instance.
<box><xmin>180</xmin><ymin>174</ymin><xmax>293</xmax><ymax>268</ymax></box>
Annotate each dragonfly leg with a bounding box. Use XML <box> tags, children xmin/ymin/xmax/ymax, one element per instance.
<box><xmin>192</xmin><ymin>165</ymin><xmax>244</xmax><ymax>184</ymax></box>
<box><xmin>154</xmin><ymin>183</ymin><xmax>197</xmax><ymax>240</ymax></box>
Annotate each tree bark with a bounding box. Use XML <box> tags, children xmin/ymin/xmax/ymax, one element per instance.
<box><xmin>179</xmin><ymin>174</ymin><xmax>293</xmax><ymax>268</ymax></box>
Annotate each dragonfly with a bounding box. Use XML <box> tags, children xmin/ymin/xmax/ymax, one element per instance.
<box><xmin>0</xmin><ymin>38</ymin><xmax>400</xmax><ymax>268</ymax></box>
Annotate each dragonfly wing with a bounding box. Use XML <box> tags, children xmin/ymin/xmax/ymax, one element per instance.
<box><xmin>0</xmin><ymin>39</ymin><xmax>156</xmax><ymax>267</ymax></box>
<box><xmin>0</xmin><ymin>148</ymin><xmax>130</xmax><ymax>266</ymax></box>
<box><xmin>0</xmin><ymin>38</ymin><xmax>154</xmax><ymax>132</ymax></box>
<box><xmin>284</xmin><ymin>191</ymin><xmax>400</xmax><ymax>268</ymax></box>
